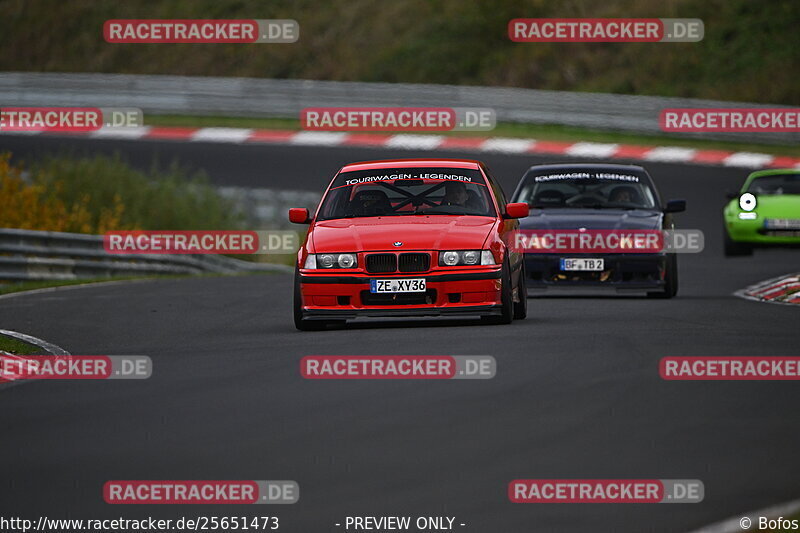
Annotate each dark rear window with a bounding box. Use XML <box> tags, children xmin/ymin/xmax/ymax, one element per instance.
<box><xmin>513</xmin><ymin>168</ymin><xmax>658</xmax><ymax>209</ymax></box>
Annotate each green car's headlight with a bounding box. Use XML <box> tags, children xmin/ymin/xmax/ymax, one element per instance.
<box><xmin>739</xmin><ymin>193</ymin><xmax>756</xmax><ymax>212</ymax></box>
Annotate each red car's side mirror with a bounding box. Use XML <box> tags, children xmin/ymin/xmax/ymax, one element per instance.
<box><xmin>289</xmin><ymin>208</ymin><xmax>310</xmax><ymax>224</ymax></box>
<box><xmin>504</xmin><ymin>202</ymin><xmax>530</xmax><ymax>219</ymax></box>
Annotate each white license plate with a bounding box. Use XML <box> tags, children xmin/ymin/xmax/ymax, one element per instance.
<box><xmin>560</xmin><ymin>258</ymin><xmax>604</xmax><ymax>271</ymax></box>
<box><xmin>370</xmin><ymin>278</ymin><xmax>427</xmax><ymax>293</ymax></box>
<box><xmin>765</xmin><ymin>219</ymin><xmax>800</xmax><ymax>230</ymax></box>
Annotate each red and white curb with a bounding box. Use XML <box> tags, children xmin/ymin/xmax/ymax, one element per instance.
<box><xmin>4</xmin><ymin>127</ymin><xmax>799</xmax><ymax>169</ymax></box>
<box><xmin>0</xmin><ymin>329</ymin><xmax>70</xmax><ymax>388</ymax></box>
<box><xmin>734</xmin><ymin>273</ymin><xmax>800</xmax><ymax>305</ymax></box>
<box><xmin>0</xmin><ymin>329</ymin><xmax>69</xmax><ymax>356</ymax></box>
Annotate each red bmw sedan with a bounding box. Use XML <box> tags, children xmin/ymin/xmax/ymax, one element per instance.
<box><xmin>289</xmin><ymin>159</ymin><xmax>529</xmax><ymax>330</ymax></box>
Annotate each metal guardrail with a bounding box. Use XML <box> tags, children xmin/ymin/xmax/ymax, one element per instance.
<box><xmin>217</xmin><ymin>186</ymin><xmax>319</xmax><ymax>229</ymax></box>
<box><xmin>0</xmin><ymin>72</ymin><xmax>796</xmax><ymax>144</ymax></box>
<box><xmin>0</xmin><ymin>228</ymin><xmax>291</xmax><ymax>282</ymax></box>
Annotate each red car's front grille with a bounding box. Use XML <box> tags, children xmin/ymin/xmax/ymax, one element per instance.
<box><xmin>398</xmin><ymin>253</ymin><xmax>430</xmax><ymax>272</ymax></box>
<box><xmin>366</xmin><ymin>253</ymin><xmax>397</xmax><ymax>273</ymax></box>
<box><xmin>365</xmin><ymin>252</ymin><xmax>430</xmax><ymax>273</ymax></box>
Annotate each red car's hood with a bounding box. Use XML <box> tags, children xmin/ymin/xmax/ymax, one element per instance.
<box><xmin>310</xmin><ymin>216</ymin><xmax>497</xmax><ymax>252</ymax></box>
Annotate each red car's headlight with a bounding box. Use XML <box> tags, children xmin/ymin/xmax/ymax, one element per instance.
<box><xmin>438</xmin><ymin>250</ymin><xmax>495</xmax><ymax>266</ymax></box>
<box><xmin>304</xmin><ymin>253</ymin><xmax>358</xmax><ymax>269</ymax></box>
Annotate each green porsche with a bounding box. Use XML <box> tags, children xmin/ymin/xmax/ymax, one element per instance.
<box><xmin>723</xmin><ymin>169</ymin><xmax>800</xmax><ymax>256</ymax></box>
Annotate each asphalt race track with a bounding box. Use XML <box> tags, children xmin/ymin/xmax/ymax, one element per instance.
<box><xmin>1</xmin><ymin>134</ymin><xmax>798</xmax><ymax>533</ymax></box>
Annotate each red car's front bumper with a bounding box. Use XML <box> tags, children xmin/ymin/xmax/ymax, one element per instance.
<box><xmin>298</xmin><ymin>267</ymin><xmax>503</xmax><ymax>320</ymax></box>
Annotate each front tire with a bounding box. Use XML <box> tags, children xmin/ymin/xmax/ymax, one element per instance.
<box><xmin>294</xmin><ymin>269</ymin><xmax>331</xmax><ymax>331</ymax></box>
<box><xmin>647</xmin><ymin>253</ymin><xmax>678</xmax><ymax>299</ymax></box>
<box><xmin>482</xmin><ymin>257</ymin><xmax>514</xmax><ymax>324</ymax></box>
<box><xmin>724</xmin><ymin>226</ymin><xmax>753</xmax><ymax>256</ymax></box>
<box><xmin>513</xmin><ymin>260</ymin><xmax>528</xmax><ymax>320</ymax></box>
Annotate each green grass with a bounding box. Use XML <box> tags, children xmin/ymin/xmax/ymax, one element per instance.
<box><xmin>146</xmin><ymin>114</ymin><xmax>800</xmax><ymax>158</ymax></box>
<box><xmin>0</xmin><ymin>334</ymin><xmax>39</xmax><ymax>355</ymax></box>
<box><xmin>147</xmin><ymin>115</ymin><xmax>300</xmax><ymax>130</ymax></box>
<box><xmin>29</xmin><ymin>153</ymin><xmax>246</xmax><ymax>231</ymax></box>
<box><xmin>0</xmin><ymin>0</ymin><xmax>797</xmax><ymax>105</ymax></box>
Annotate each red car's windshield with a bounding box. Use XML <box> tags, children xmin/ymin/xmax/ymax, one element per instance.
<box><xmin>317</xmin><ymin>167</ymin><xmax>496</xmax><ymax>220</ymax></box>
